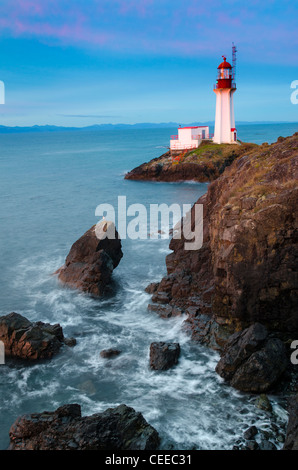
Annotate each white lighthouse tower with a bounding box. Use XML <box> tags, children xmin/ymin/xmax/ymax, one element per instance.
<box><xmin>213</xmin><ymin>45</ymin><xmax>237</xmax><ymax>144</ymax></box>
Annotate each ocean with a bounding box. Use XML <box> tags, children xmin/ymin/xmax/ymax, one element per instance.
<box><xmin>0</xmin><ymin>123</ymin><xmax>297</xmax><ymax>450</ymax></box>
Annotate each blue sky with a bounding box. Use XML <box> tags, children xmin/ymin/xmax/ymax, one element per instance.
<box><xmin>0</xmin><ymin>0</ymin><xmax>297</xmax><ymax>126</ymax></box>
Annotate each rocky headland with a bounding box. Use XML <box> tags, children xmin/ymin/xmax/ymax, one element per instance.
<box><xmin>125</xmin><ymin>141</ymin><xmax>258</xmax><ymax>182</ymax></box>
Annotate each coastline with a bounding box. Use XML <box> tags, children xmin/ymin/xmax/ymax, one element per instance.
<box><xmin>124</xmin><ymin>141</ymin><xmax>259</xmax><ymax>183</ymax></box>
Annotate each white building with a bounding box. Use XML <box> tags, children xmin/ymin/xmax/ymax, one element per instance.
<box><xmin>213</xmin><ymin>56</ymin><xmax>237</xmax><ymax>144</ymax></box>
<box><xmin>170</xmin><ymin>125</ymin><xmax>210</xmax><ymax>153</ymax></box>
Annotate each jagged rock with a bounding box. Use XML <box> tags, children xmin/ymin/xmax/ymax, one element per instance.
<box><xmin>244</xmin><ymin>426</ymin><xmax>258</xmax><ymax>440</ymax></box>
<box><xmin>145</xmin><ymin>282</ymin><xmax>160</xmax><ymax>294</ymax></box>
<box><xmin>283</xmin><ymin>394</ymin><xmax>298</xmax><ymax>450</ymax></box>
<box><xmin>0</xmin><ymin>312</ymin><xmax>66</xmax><ymax>360</ymax></box>
<box><xmin>215</xmin><ymin>324</ymin><xmax>289</xmax><ymax>393</ymax></box>
<box><xmin>149</xmin><ymin>342</ymin><xmax>180</xmax><ymax>370</ymax></box>
<box><xmin>8</xmin><ymin>403</ymin><xmax>160</xmax><ymax>450</ymax></box>
<box><xmin>147</xmin><ymin>304</ymin><xmax>182</xmax><ymax>319</ymax></box>
<box><xmin>215</xmin><ymin>323</ymin><xmax>269</xmax><ymax>381</ymax></box>
<box><xmin>258</xmin><ymin>440</ymin><xmax>277</xmax><ymax>451</ymax></box>
<box><xmin>63</xmin><ymin>337</ymin><xmax>77</xmax><ymax>347</ymax></box>
<box><xmin>100</xmin><ymin>348</ymin><xmax>121</xmax><ymax>359</ymax></box>
<box><xmin>255</xmin><ymin>394</ymin><xmax>273</xmax><ymax>412</ymax></box>
<box><xmin>55</xmin><ymin>221</ymin><xmax>123</xmax><ymax>296</ymax></box>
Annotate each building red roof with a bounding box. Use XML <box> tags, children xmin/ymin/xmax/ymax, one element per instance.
<box><xmin>179</xmin><ymin>126</ymin><xmax>208</xmax><ymax>129</ymax></box>
<box><xmin>217</xmin><ymin>56</ymin><xmax>232</xmax><ymax>69</ymax></box>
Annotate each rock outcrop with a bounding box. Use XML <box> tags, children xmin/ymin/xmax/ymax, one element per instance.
<box><xmin>125</xmin><ymin>142</ymin><xmax>257</xmax><ymax>183</ymax></box>
<box><xmin>56</xmin><ymin>221</ymin><xmax>123</xmax><ymax>296</ymax></box>
<box><xmin>0</xmin><ymin>312</ymin><xmax>67</xmax><ymax>360</ymax></box>
<box><xmin>283</xmin><ymin>394</ymin><xmax>298</xmax><ymax>450</ymax></box>
<box><xmin>215</xmin><ymin>323</ymin><xmax>289</xmax><ymax>393</ymax></box>
<box><xmin>149</xmin><ymin>342</ymin><xmax>180</xmax><ymax>370</ymax></box>
<box><xmin>8</xmin><ymin>403</ymin><xmax>160</xmax><ymax>450</ymax></box>
<box><xmin>100</xmin><ymin>348</ymin><xmax>121</xmax><ymax>359</ymax></box>
<box><xmin>146</xmin><ymin>134</ymin><xmax>298</xmax><ymax>349</ymax></box>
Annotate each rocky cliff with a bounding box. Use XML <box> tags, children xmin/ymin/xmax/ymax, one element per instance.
<box><xmin>125</xmin><ymin>142</ymin><xmax>258</xmax><ymax>182</ymax></box>
<box><xmin>147</xmin><ymin>133</ymin><xmax>298</xmax><ymax>349</ymax></box>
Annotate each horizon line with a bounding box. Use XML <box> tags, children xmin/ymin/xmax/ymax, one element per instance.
<box><xmin>0</xmin><ymin>120</ymin><xmax>297</xmax><ymax>133</ymax></box>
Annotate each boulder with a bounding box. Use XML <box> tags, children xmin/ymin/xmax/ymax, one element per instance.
<box><xmin>56</xmin><ymin>221</ymin><xmax>123</xmax><ymax>296</ymax></box>
<box><xmin>0</xmin><ymin>312</ymin><xmax>66</xmax><ymax>360</ymax></box>
<box><xmin>215</xmin><ymin>323</ymin><xmax>268</xmax><ymax>381</ymax></box>
<box><xmin>149</xmin><ymin>342</ymin><xmax>180</xmax><ymax>370</ymax></box>
<box><xmin>100</xmin><ymin>348</ymin><xmax>121</xmax><ymax>359</ymax></box>
<box><xmin>8</xmin><ymin>403</ymin><xmax>160</xmax><ymax>450</ymax></box>
<box><xmin>215</xmin><ymin>324</ymin><xmax>289</xmax><ymax>393</ymax></box>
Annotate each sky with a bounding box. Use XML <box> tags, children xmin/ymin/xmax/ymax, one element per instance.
<box><xmin>0</xmin><ymin>0</ymin><xmax>297</xmax><ymax>126</ymax></box>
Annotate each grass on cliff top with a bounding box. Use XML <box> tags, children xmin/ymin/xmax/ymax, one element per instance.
<box><xmin>222</xmin><ymin>134</ymin><xmax>298</xmax><ymax>207</ymax></box>
<box><xmin>182</xmin><ymin>141</ymin><xmax>258</xmax><ymax>165</ymax></box>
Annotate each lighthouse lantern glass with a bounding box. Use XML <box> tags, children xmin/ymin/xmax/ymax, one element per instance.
<box><xmin>218</xmin><ymin>68</ymin><xmax>232</xmax><ymax>80</ymax></box>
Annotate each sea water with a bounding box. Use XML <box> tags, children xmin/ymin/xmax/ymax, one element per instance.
<box><xmin>0</xmin><ymin>123</ymin><xmax>296</xmax><ymax>450</ymax></box>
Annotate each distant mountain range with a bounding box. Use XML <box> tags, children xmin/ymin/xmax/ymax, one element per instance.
<box><xmin>0</xmin><ymin>122</ymin><xmax>296</xmax><ymax>133</ymax></box>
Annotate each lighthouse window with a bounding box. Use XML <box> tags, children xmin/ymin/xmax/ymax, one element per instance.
<box><xmin>218</xmin><ymin>69</ymin><xmax>231</xmax><ymax>79</ymax></box>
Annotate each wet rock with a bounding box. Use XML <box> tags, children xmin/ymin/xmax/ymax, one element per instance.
<box><xmin>151</xmin><ymin>291</ymin><xmax>171</xmax><ymax>305</ymax></box>
<box><xmin>230</xmin><ymin>338</ymin><xmax>288</xmax><ymax>393</ymax></box>
<box><xmin>149</xmin><ymin>342</ymin><xmax>180</xmax><ymax>371</ymax></box>
<box><xmin>244</xmin><ymin>440</ymin><xmax>260</xmax><ymax>451</ymax></box>
<box><xmin>0</xmin><ymin>312</ymin><xmax>66</xmax><ymax>360</ymax></box>
<box><xmin>145</xmin><ymin>282</ymin><xmax>160</xmax><ymax>294</ymax></box>
<box><xmin>100</xmin><ymin>348</ymin><xmax>121</xmax><ymax>359</ymax></box>
<box><xmin>64</xmin><ymin>337</ymin><xmax>77</xmax><ymax>347</ymax></box>
<box><xmin>55</xmin><ymin>221</ymin><xmax>123</xmax><ymax>296</ymax></box>
<box><xmin>255</xmin><ymin>394</ymin><xmax>273</xmax><ymax>412</ymax></box>
<box><xmin>215</xmin><ymin>324</ymin><xmax>289</xmax><ymax>393</ymax></box>
<box><xmin>8</xmin><ymin>403</ymin><xmax>160</xmax><ymax>450</ymax></box>
<box><xmin>258</xmin><ymin>440</ymin><xmax>277</xmax><ymax>451</ymax></box>
<box><xmin>215</xmin><ymin>323</ymin><xmax>268</xmax><ymax>381</ymax></box>
<box><xmin>147</xmin><ymin>304</ymin><xmax>182</xmax><ymax>319</ymax></box>
<box><xmin>283</xmin><ymin>394</ymin><xmax>298</xmax><ymax>450</ymax></box>
<box><xmin>244</xmin><ymin>426</ymin><xmax>258</xmax><ymax>440</ymax></box>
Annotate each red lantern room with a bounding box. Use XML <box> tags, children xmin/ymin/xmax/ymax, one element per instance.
<box><xmin>215</xmin><ymin>56</ymin><xmax>234</xmax><ymax>89</ymax></box>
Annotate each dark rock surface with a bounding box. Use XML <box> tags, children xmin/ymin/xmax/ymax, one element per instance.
<box><xmin>149</xmin><ymin>342</ymin><xmax>180</xmax><ymax>370</ymax></box>
<box><xmin>244</xmin><ymin>425</ymin><xmax>258</xmax><ymax>440</ymax></box>
<box><xmin>0</xmin><ymin>312</ymin><xmax>66</xmax><ymax>360</ymax></box>
<box><xmin>283</xmin><ymin>394</ymin><xmax>298</xmax><ymax>450</ymax></box>
<box><xmin>100</xmin><ymin>348</ymin><xmax>121</xmax><ymax>359</ymax></box>
<box><xmin>215</xmin><ymin>323</ymin><xmax>289</xmax><ymax>393</ymax></box>
<box><xmin>56</xmin><ymin>221</ymin><xmax>123</xmax><ymax>296</ymax></box>
<box><xmin>8</xmin><ymin>403</ymin><xmax>160</xmax><ymax>450</ymax></box>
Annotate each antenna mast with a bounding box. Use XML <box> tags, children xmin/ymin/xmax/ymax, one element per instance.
<box><xmin>232</xmin><ymin>42</ymin><xmax>237</xmax><ymax>83</ymax></box>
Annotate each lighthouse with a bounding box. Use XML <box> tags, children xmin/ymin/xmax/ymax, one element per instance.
<box><xmin>213</xmin><ymin>45</ymin><xmax>237</xmax><ymax>144</ymax></box>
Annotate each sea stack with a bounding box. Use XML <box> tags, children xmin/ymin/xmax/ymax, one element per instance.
<box><xmin>56</xmin><ymin>220</ymin><xmax>123</xmax><ymax>296</ymax></box>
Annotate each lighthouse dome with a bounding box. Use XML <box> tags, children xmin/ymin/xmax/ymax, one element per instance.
<box><xmin>217</xmin><ymin>56</ymin><xmax>232</xmax><ymax>69</ymax></box>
